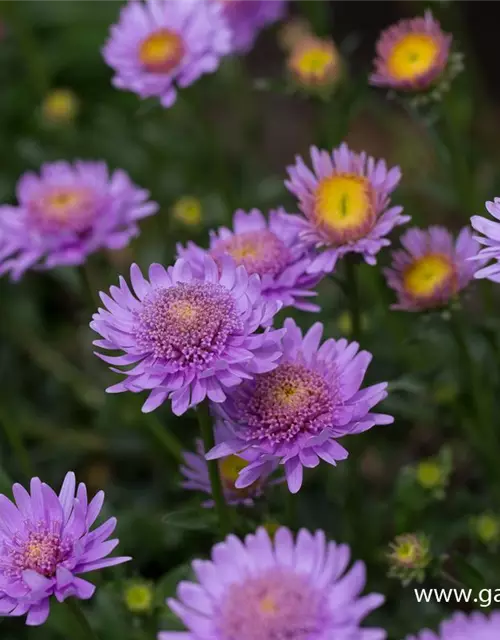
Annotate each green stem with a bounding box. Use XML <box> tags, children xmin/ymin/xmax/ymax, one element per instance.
<box><xmin>64</xmin><ymin>599</ymin><xmax>101</xmax><ymax>640</ymax></box>
<box><xmin>345</xmin><ymin>258</ymin><xmax>361</xmax><ymax>342</ymax></box>
<box><xmin>0</xmin><ymin>408</ymin><xmax>33</xmax><ymax>480</ymax></box>
<box><xmin>196</xmin><ymin>402</ymin><xmax>231</xmax><ymax>537</ymax></box>
<box><xmin>143</xmin><ymin>414</ymin><xmax>184</xmax><ymax>464</ymax></box>
<box><xmin>79</xmin><ymin>264</ymin><xmax>100</xmax><ymax>309</ymax></box>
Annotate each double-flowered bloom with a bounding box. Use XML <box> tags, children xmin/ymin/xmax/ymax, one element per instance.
<box><xmin>285</xmin><ymin>143</ymin><xmax>408</xmax><ymax>274</ymax></box>
<box><xmin>177</xmin><ymin>207</ymin><xmax>321</xmax><ymax>312</ymax></box>
<box><xmin>384</xmin><ymin>226</ymin><xmax>481</xmax><ymax>311</ymax></box>
<box><xmin>470</xmin><ymin>197</ymin><xmax>500</xmax><ymax>283</ymax></box>
<box><xmin>91</xmin><ymin>256</ymin><xmax>284</xmax><ymax>415</ymax></box>
<box><xmin>0</xmin><ymin>161</ymin><xmax>157</xmax><ymax>280</ymax></box>
<box><xmin>0</xmin><ymin>472</ymin><xmax>130</xmax><ymax>626</ymax></box>
<box><xmin>406</xmin><ymin>611</ymin><xmax>500</xmax><ymax>640</ymax></box>
<box><xmin>103</xmin><ymin>0</ymin><xmax>231</xmax><ymax>108</ymax></box>
<box><xmin>160</xmin><ymin>526</ymin><xmax>385</xmax><ymax>640</ymax></box>
<box><xmin>207</xmin><ymin>318</ymin><xmax>392</xmax><ymax>493</ymax></box>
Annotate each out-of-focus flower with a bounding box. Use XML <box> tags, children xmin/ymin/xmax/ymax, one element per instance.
<box><xmin>219</xmin><ymin>0</ymin><xmax>287</xmax><ymax>53</ymax></box>
<box><xmin>124</xmin><ymin>580</ymin><xmax>154</xmax><ymax>614</ymax></box>
<box><xmin>384</xmin><ymin>226</ymin><xmax>480</xmax><ymax>311</ymax></box>
<box><xmin>0</xmin><ymin>161</ymin><xmax>158</xmax><ymax>280</ymax></box>
<box><xmin>405</xmin><ymin>611</ymin><xmax>500</xmax><ymax>640</ymax></box>
<box><xmin>172</xmin><ymin>196</ymin><xmax>202</xmax><ymax>227</ymax></box>
<box><xmin>278</xmin><ymin>16</ymin><xmax>312</xmax><ymax>52</ymax></box>
<box><xmin>387</xmin><ymin>532</ymin><xmax>431</xmax><ymax>586</ymax></box>
<box><xmin>41</xmin><ymin>89</ymin><xmax>79</xmax><ymax>125</ymax></box>
<box><xmin>414</xmin><ymin>448</ymin><xmax>451</xmax><ymax>499</ymax></box>
<box><xmin>207</xmin><ymin>318</ymin><xmax>392</xmax><ymax>494</ymax></box>
<box><xmin>470</xmin><ymin>198</ymin><xmax>500</xmax><ymax>283</ymax></box>
<box><xmin>181</xmin><ymin>429</ymin><xmax>278</xmax><ymax>506</ymax></box>
<box><xmin>370</xmin><ymin>11</ymin><xmax>462</xmax><ymax>103</ymax></box>
<box><xmin>91</xmin><ymin>256</ymin><xmax>284</xmax><ymax>416</ymax></box>
<box><xmin>102</xmin><ymin>0</ymin><xmax>231</xmax><ymax>108</ymax></box>
<box><xmin>288</xmin><ymin>35</ymin><xmax>342</xmax><ymax>95</ymax></box>
<box><xmin>0</xmin><ymin>472</ymin><xmax>130</xmax><ymax>626</ymax></box>
<box><xmin>285</xmin><ymin>143</ymin><xmax>408</xmax><ymax>274</ymax></box>
<box><xmin>337</xmin><ymin>310</ymin><xmax>369</xmax><ymax>336</ymax></box>
<box><xmin>471</xmin><ymin>513</ymin><xmax>500</xmax><ymax>547</ymax></box>
<box><xmin>161</xmin><ymin>526</ymin><xmax>385</xmax><ymax>640</ymax></box>
<box><xmin>177</xmin><ymin>208</ymin><xmax>321</xmax><ymax>311</ymax></box>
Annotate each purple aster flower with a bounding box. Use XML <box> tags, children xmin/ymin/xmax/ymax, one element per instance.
<box><xmin>285</xmin><ymin>143</ymin><xmax>409</xmax><ymax>274</ymax></box>
<box><xmin>220</xmin><ymin>0</ymin><xmax>287</xmax><ymax>53</ymax></box>
<box><xmin>0</xmin><ymin>472</ymin><xmax>130</xmax><ymax>626</ymax></box>
<box><xmin>177</xmin><ymin>207</ymin><xmax>321</xmax><ymax>312</ymax></box>
<box><xmin>91</xmin><ymin>256</ymin><xmax>284</xmax><ymax>416</ymax></box>
<box><xmin>384</xmin><ymin>226</ymin><xmax>480</xmax><ymax>311</ymax></box>
<box><xmin>0</xmin><ymin>161</ymin><xmax>157</xmax><ymax>280</ymax></box>
<box><xmin>406</xmin><ymin>611</ymin><xmax>500</xmax><ymax>640</ymax></box>
<box><xmin>370</xmin><ymin>11</ymin><xmax>452</xmax><ymax>93</ymax></box>
<box><xmin>470</xmin><ymin>197</ymin><xmax>500</xmax><ymax>283</ymax></box>
<box><xmin>181</xmin><ymin>425</ymin><xmax>279</xmax><ymax>507</ymax></box>
<box><xmin>160</xmin><ymin>526</ymin><xmax>385</xmax><ymax>640</ymax></box>
<box><xmin>102</xmin><ymin>0</ymin><xmax>231</xmax><ymax>108</ymax></box>
<box><xmin>207</xmin><ymin>318</ymin><xmax>392</xmax><ymax>493</ymax></box>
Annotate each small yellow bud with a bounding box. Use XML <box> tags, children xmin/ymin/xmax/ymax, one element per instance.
<box><xmin>387</xmin><ymin>533</ymin><xmax>431</xmax><ymax>585</ymax></box>
<box><xmin>124</xmin><ymin>581</ymin><xmax>154</xmax><ymax>614</ymax></box>
<box><xmin>42</xmin><ymin>89</ymin><xmax>79</xmax><ymax>124</ymax></box>
<box><xmin>473</xmin><ymin>514</ymin><xmax>500</xmax><ymax>546</ymax></box>
<box><xmin>172</xmin><ymin>196</ymin><xmax>202</xmax><ymax>227</ymax></box>
<box><xmin>416</xmin><ymin>461</ymin><xmax>442</xmax><ymax>490</ymax></box>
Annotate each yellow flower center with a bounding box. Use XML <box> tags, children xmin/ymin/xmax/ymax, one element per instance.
<box><xmin>395</xmin><ymin>542</ymin><xmax>417</xmax><ymax>565</ymax></box>
<box><xmin>139</xmin><ymin>29</ymin><xmax>185</xmax><ymax>73</ymax></box>
<box><xmin>259</xmin><ymin>595</ymin><xmax>278</xmax><ymax>615</ymax></box>
<box><xmin>290</xmin><ymin>41</ymin><xmax>338</xmax><ymax>85</ymax></box>
<box><xmin>416</xmin><ymin>461</ymin><xmax>442</xmax><ymax>489</ymax></box>
<box><xmin>173</xmin><ymin>196</ymin><xmax>202</xmax><ymax>226</ymax></box>
<box><xmin>170</xmin><ymin>300</ymin><xmax>198</xmax><ymax>324</ymax></box>
<box><xmin>274</xmin><ymin>381</ymin><xmax>308</xmax><ymax>408</ymax></box>
<box><xmin>229</xmin><ymin>242</ymin><xmax>259</xmax><ymax>261</ymax></box>
<box><xmin>403</xmin><ymin>254</ymin><xmax>454</xmax><ymax>299</ymax></box>
<box><xmin>42</xmin><ymin>89</ymin><xmax>78</xmax><ymax>123</ymax></box>
<box><xmin>219</xmin><ymin>455</ymin><xmax>249</xmax><ymax>486</ymax></box>
<box><xmin>476</xmin><ymin>515</ymin><xmax>500</xmax><ymax>543</ymax></box>
<box><xmin>387</xmin><ymin>33</ymin><xmax>440</xmax><ymax>81</ymax></box>
<box><xmin>41</xmin><ymin>188</ymin><xmax>90</xmax><ymax>222</ymax></box>
<box><xmin>314</xmin><ymin>174</ymin><xmax>374</xmax><ymax>242</ymax></box>
<box><xmin>124</xmin><ymin>583</ymin><xmax>154</xmax><ymax>614</ymax></box>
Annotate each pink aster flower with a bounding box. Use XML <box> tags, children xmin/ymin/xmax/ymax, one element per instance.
<box><xmin>102</xmin><ymin>0</ymin><xmax>231</xmax><ymax>108</ymax></box>
<box><xmin>177</xmin><ymin>208</ymin><xmax>321</xmax><ymax>312</ymax></box>
<box><xmin>384</xmin><ymin>226</ymin><xmax>480</xmax><ymax>311</ymax></box>
<box><xmin>370</xmin><ymin>11</ymin><xmax>452</xmax><ymax>92</ymax></box>
<box><xmin>161</xmin><ymin>526</ymin><xmax>385</xmax><ymax>640</ymax></box>
<box><xmin>207</xmin><ymin>318</ymin><xmax>392</xmax><ymax>493</ymax></box>
<box><xmin>219</xmin><ymin>0</ymin><xmax>287</xmax><ymax>53</ymax></box>
<box><xmin>285</xmin><ymin>143</ymin><xmax>408</xmax><ymax>274</ymax></box>
<box><xmin>91</xmin><ymin>256</ymin><xmax>284</xmax><ymax>416</ymax></box>
<box><xmin>470</xmin><ymin>197</ymin><xmax>500</xmax><ymax>283</ymax></box>
<box><xmin>406</xmin><ymin>611</ymin><xmax>500</xmax><ymax>640</ymax></box>
<box><xmin>0</xmin><ymin>161</ymin><xmax>157</xmax><ymax>280</ymax></box>
<box><xmin>0</xmin><ymin>472</ymin><xmax>130</xmax><ymax>626</ymax></box>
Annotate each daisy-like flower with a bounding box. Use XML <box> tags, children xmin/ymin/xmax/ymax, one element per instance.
<box><xmin>288</xmin><ymin>35</ymin><xmax>341</xmax><ymax>94</ymax></box>
<box><xmin>91</xmin><ymin>256</ymin><xmax>284</xmax><ymax>416</ymax></box>
<box><xmin>470</xmin><ymin>197</ymin><xmax>500</xmax><ymax>283</ymax></box>
<box><xmin>370</xmin><ymin>11</ymin><xmax>453</xmax><ymax>93</ymax></box>
<box><xmin>207</xmin><ymin>318</ymin><xmax>392</xmax><ymax>493</ymax></box>
<box><xmin>102</xmin><ymin>0</ymin><xmax>231</xmax><ymax>108</ymax></box>
<box><xmin>285</xmin><ymin>143</ymin><xmax>408</xmax><ymax>274</ymax></box>
<box><xmin>181</xmin><ymin>424</ymin><xmax>279</xmax><ymax>506</ymax></box>
<box><xmin>384</xmin><ymin>226</ymin><xmax>480</xmax><ymax>311</ymax></box>
<box><xmin>0</xmin><ymin>472</ymin><xmax>130</xmax><ymax>626</ymax></box>
<box><xmin>406</xmin><ymin>611</ymin><xmax>500</xmax><ymax>640</ymax></box>
<box><xmin>177</xmin><ymin>208</ymin><xmax>321</xmax><ymax>312</ymax></box>
<box><xmin>220</xmin><ymin>0</ymin><xmax>287</xmax><ymax>53</ymax></box>
<box><xmin>161</xmin><ymin>526</ymin><xmax>386</xmax><ymax>640</ymax></box>
<box><xmin>0</xmin><ymin>161</ymin><xmax>157</xmax><ymax>280</ymax></box>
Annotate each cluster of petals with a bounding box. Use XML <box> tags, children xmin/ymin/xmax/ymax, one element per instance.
<box><xmin>470</xmin><ymin>197</ymin><xmax>500</xmax><ymax>283</ymax></box>
<box><xmin>406</xmin><ymin>611</ymin><xmax>500</xmax><ymax>640</ymax></box>
<box><xmin>220</xmin><ymin>0</ymin><xmax>287</xmax><ymax>53</ymax></box>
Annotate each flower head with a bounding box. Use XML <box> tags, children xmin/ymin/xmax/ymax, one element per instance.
<box><xmin>370</xmin><ymin>11</ymin><xmax>452</xmax><ymax>93</ymax></box>
<box><xmin>91</xmin><ymin>256</ymin><xmax>284</xmax><ymax>415</ymax></box>
<box><xmin>405</xmin><ymin>611</ymin><xmax>500</xmax><ymax>640</ymax></box>
<box><xmin>172</xmin><ymin>196</ymin><xmax>203</xmax><ymax>227</ymax></box>
<box><xmin>177</xmin><ymin>208</ymin><xmax>321</xmax><ymax>311</ymax></box>
<box><xmin>0</xmin><ymin>472</ymin><xmax>130</xmax><ymax>626</ymax></box>
<box><xmin>0</xmin><ymin>161</ymin><xmax>157</xmax><ymax>280</ymax></box>
<box><xmin>469</xmin><ymin>198</ymin><xmax>500</xmax><ymax>282</ymax></box>
<box><xmin>387</xmin><ymin>533</ymin><xmax>431</xmax><ymax>586</ymax></box>
<box><xmin>181</xmin><ymin>425</ymin><xmax>279</xmax><ymax>506</ymax></box>
<box><xmin>384</xmin><ymin>226</ymin><xmax>480</xmax><ymax>311</ymax></box>
<box><xmin>124</xmin><ymin>580</ymin><xmax>154</xmax><ymax>614</ymax></box>
<box><xmin>41</xmin><ymin>89</ymin><xmax>79</xmax><ymax>125</ymax></box>
<box><xmin>471</xmin><ymin>513</ymin><xmax>500</xmax><ymax>548</ymax></box>
<box><xmin>103</xmin><ymin>0</ymin><xmax>231</xmax><ymax>108</ymax></box>
<box><xmin>220</xmin><ymin>0</ymin><xmax>287</xmax><ymax>53</ymax></box>
<box><xmin>161</xmin><ymin>526</ymin><xmax>386</xmax><ymax>640</ymax></box>
<box><xmin>288</xmin><ymin>35</ymin><xmax>341</xmax><ymax>94</ymax></box>
<box><xmin>285</xmin><ymin>143</ymin><xmax>408</xmax><ymax>274</ymax></box>
<box><xmin>207</xmin><ymin>318</ymin><xmax>392</xmax><ymax>493</ymax></box>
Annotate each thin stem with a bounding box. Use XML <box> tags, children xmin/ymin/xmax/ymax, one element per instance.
<box><xmin>143</xmin><ymin>414</ymin><xmax>184</xmax><ymax>464</ymax></box>
<box><xmin>64</xmin><ymin>599</ymin><xmax>101</xmax><ymax>640</ymax></box>
<box><xmin>196</xmin><ymin>402</ymin><xmax>231</xmax><ymax>537</ymax></box>
<box><xmin>345</xmin><ymin>258</ymin><xmax>361</xmax><ymax>342</ymax></box>
<box><xmin>0</xmin><ymin>408</ymin><xmax>33</xmax><ymax>480</ymax></box>
<box><xmin>79</xmin><ymin>264</ymin><xmax>100</xmax><ymax>308</ymax></box>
